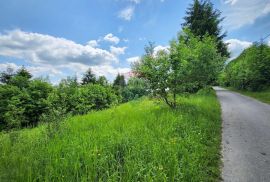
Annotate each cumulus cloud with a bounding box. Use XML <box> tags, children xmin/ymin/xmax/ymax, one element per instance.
<box><xmin>0</xmin><ymin>30</ymin><xmax>130</xmax><ymax>83</ymax></box>
<box><xmin>103</xmin><ymin>33</ymin><xmax>120</xmax><ymax>44</ymax></box>
<box><xmin>222</xmin><ymin>0</ymin><xmax>270</xmax><ymax>30</ymax></box>
<box><xmin>0</xmin><ymin>29</ymin><xmax>117</xmax><ymax>66</ymax></box>
<box><xmin>64</xmin><ymin>62</ymin><xmax>130</xmax><ymax>80</ymax></box>
<box><xmin>225</xmin><ymin>39</ymin><xmax>252</xmax><ymax>60</ymax></box>
<box><xmin>87</xmin><ymin>40</ymin><xmax>99</xmax><ymax>47</ymax></box>
<box><xmin>118</xmin><ymin>6</ymin><xmax>135</xmax><ymax>21</ymax></box>
<box><xmin>110</xmin><ymin>46</ymin><xmax>127</xmax><ymax>55</ymax></box>
<box><xmin>0</xmin><ymin>62</ymin><xmax>63</xmax><ymax>80</ymax></box>
<box><xmin>154</xmin><ymin>45</ymin><xmax>170</xmax><ymax>55</ymax></box>
<box><xmin>126</xmin><ymin>56</ymin><xmax>140</xmax><ymax>64</ymax></box>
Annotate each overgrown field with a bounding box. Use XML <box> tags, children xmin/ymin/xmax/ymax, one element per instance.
<box><xmin>0</xmin><ymin>92</ymin><xmax>221</xmax><ymax>181</ymax></box>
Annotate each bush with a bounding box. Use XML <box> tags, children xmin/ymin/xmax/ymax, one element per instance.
<box><xmin>121</xmin><ymin>77</ymin><xmax>149</xmax><ymax>102</ymax></box>
<box><xmin>196</xmin><ymin>86</ymin><xmax>215</xmax><ymax>96</ymax></box>
<box><xmin>74</xmin><ymin>84</ymin><xmax>118</xmax><ymax>114</ymax></box>
<box><xmin>0</xmin><ymin>68</ymin><xmax>119</xmax><ymax>131</ymax></box>
<box><xmin>0</xmin><ymin>79</ymin><xmax>53</xmax><ymax>130</ymax></box>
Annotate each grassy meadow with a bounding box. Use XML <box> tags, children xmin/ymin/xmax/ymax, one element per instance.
<box><xmin>0</xmin><ymin>91</ymin><xmax>221</xmax><ymax>181</ymax></box>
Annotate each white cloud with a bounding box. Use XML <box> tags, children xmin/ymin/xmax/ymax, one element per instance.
<box><xmin>222</xmin><ymin>0</ymin><xmax>270</xmax><ymax>30</ymax></box>
<box><xmin>224</xmin><ymin>0</ymin><xmax>238</xmax><ymax>5</ymax></box>
<box><xmin>110</xmin><ymin>46</ymin><xmax>127</xmax><ymax>55</ymax></box>
<box><xmin>0</xmin><ymin>29</ymin><xmax>117</xmax><ymax>66</ymax></box>
<box><xmin>66</xmin><ymin>63</ymin><xmax>130</xmax><ymax>81</ymax></box>
<box><xmin>127</xmin><ymin>56</ymin><xmax>140</xmax><ymax>64</ymax></box>
<box><xmin>0</xmin><ymin>30</ymin><xmax>131</xmax><ymax>83</ymax></box>
<box><xmin>0</xmin><ymin>61</ymin><xmax>130</xmax><ymax>83</ymax></box>
<box><xmin>0</xmin><ymin>62</ymin><xmax>63</xmax><ymax>80</ymax></box>
<box><xmin>154</xmin><ymin>45</ymin><xmax>170</xmax><ymax>55</ymax></box>
<box><xmin>87</xmin><ymin>40</ymin><xmax>99</xmax><ymax>47</ymax></box>
<box><xmin>118</xmin><ymin>6</ymin><xmax>135</xmax><ymax>21</ymax></box>
<box><xmin>103</xmin><ymin>33</ymin><xmax>120</xmax><ymax>44</ymax></box>
<box><xmin>225</xmin><ymin>39</ymin><xmax>252</xmax><ymax>60</ymax></box>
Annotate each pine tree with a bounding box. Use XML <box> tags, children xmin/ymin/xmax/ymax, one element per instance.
<box><xmin>16</xmin><ymin>66</ymin><xmax>32</xmax><ymax>79</ymax></box>
<box><xmin>113</xmin><ymin>74</ymin><xmax>126</xmax><ymax>88</ymax></box>
<box><xmin>82</xmin><ymin>68</ymin><xmax>96</xmax><ymax>85</ymax></box>
<box><xmin>182</xmin><ymin>0</ymin><xmax>229</xmax><ymax>57</ymax></box>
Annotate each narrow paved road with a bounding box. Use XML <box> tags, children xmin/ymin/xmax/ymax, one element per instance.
<box><xmin>214</xmin><ymin>87</ymin><xmax>270</xmax><ymax>182</ymax></box>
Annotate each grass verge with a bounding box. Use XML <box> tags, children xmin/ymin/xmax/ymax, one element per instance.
<box><xmin>0</xmin><ymin>92</ymin><xmax>221</xmax><ymax>181</ymax></box>
<box><xmin>227</xmin><ymin>87</ymin><xmax>270</xmax><ymax>104</ymax></box>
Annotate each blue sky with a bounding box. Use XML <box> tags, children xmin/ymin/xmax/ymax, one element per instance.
<box><xmin>0</xmin><ymin>0</ymin><xmax>270</xmax><ymax>83</ymax></box>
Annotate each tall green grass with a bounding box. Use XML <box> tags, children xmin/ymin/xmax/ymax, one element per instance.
<box><xmin>0</xmin><ymin>92</ymin><xmax>221</xmax><ymax>181</ymax></box>
<box><xmin>228</xmin><ymin>87</ymin><xmax>270</xmax><ymax>104</ymax></box>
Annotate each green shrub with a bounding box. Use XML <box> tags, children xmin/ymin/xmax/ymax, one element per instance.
<box><xmin>220</xmin><ymin>44</ymin><xmax>270</xmax><ymax>91</ymax></box>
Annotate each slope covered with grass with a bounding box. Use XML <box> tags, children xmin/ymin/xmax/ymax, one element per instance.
<box><xmin>0</xmin><ymin>91</ymin><xmax>221</xmax><ymax>181</ymax></box>
<box><xmin>231</xmin><ymin>88</ymin><xmax>270</xmax><ymax>104</ymax></box>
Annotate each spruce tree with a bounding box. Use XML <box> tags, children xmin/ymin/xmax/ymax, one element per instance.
<box><xmin>82</xmin><ymin>68</ymin><xmax>96</xmax><ymax>85</ymax></box>
<box><xmin>182</xmin><ymin>0</ymin><xmax>229</xmax><ymax>57</ymax></box>
<box><xmin>16</xmin><ymin>66</ymin><xmax>32</xmax><ymax>79</ymax></box>
<box><xmin>113</xmin><ymin>74</ymin><xmax>126</xmax><ymax>88</ymax></box>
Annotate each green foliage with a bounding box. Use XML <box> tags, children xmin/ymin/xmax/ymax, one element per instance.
<box><xmin>81</xmin><ymin>68</ymin><xmax>96</xmax><ymax>85</ymax></box>
<box><xmin>183</xmin><ymin>0</ymin><xmax>229</xmax><ymax>57</ymax></box>
<box><xmin>0</xmin><ymin>78</ymin><xmax>53</xmax><ymax>130</ymax></box>
<box><xmin>0</xmin><ymin>92</ymin><xmax>221</xmax><ymax>181</ymax></box>
<box><xmin>16</xmin><ymin>66</ymin><xmax>32</xmax><ymax>79</ymax></box>
<box><xmin>220</xmin><ymin>44</ymin><xmax>270</xmax><ymax>91</ymax></box>
<box><xmin>0</xmin><ymin>67</ymin><xmax>15</xmax><ymax>84</ymax></box>
<box><xmin>0</xmin><ymin>67</ymin><xmax>121</xmax><ymax>131</ymax></box>
<box><xmin>113</xmin><ymin>73</ymin><xmax>126</xmax><ymax>88</ymax></box>
<box><xmin>97</xmin><ymin>75</ymin><xmax>109</xmax><ymax>86</ymax></box>
<box><xmin>133</xmin><ymin>29</ymin><xmax>224</xmax><ymax>108</ymax></box>
<box><xmin>121</xmin><ymin>77</ymin><xmax>149</xmax><ymax>102</ymax></box>
<box><xmin>229</xmin><ymin>87</ymin><xmax>270</xmax><ymax>104</ymax></box>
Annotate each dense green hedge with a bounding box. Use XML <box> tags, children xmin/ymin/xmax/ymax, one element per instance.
<box><xmin>0</xmin><ymin>68</ymin><xmax>149</xmax><ymax>131</ymax></box>
<box><xmin>219</xmin><ymin>44</ymin><xmax>270</xmax><ymax>91</ymax></box>
<box><xmin>0</xmin><ymin>77</ymin><xmax>119</xmax><ymax>131</ymax></box>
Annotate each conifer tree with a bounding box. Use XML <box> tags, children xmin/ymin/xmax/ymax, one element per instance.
<box><xmin>82</xmin><ymin>68</ymin><xmax>96</xmax><ymax>85</ymax></box>
<box><xmin>182</xmin><ymin>0</ymin><xmax>229</xmax><ymax>57</ymax></box>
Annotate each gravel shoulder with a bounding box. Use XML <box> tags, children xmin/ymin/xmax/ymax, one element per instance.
<box><xmin>214</xmin><ymin>86</ymin><xmax>270</xmax><ymax>182</ymax></box>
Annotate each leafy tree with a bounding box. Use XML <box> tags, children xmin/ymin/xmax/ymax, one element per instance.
<box><xmin>82</xmin><ymin>68</ymin><xmax>96</xmax><ymax>85</ymax></box>
<box><xmin>0</xmin><ymin>85</ymin><xmax>25</xmax><ymax>129</ymax></box>
<box><xmin>0</xmin><ymin>67</ymin><xmax>15</xmax><ymax>84</ymax></box>
<box><xmin>182</xmin><ymin>0</ymin><xmax>229</xmax><ymax>57</ymax></box>
<box><xmin>97</xmin><ymin>76</ymin><xmax>108</xmax><ymax>86</ymax></box>
<box><xmin>122</xmin><ymin>77</ymin><xmax>149</xmax><ymax>102</ymax></box>
<box><xmin>133</xmin><ymin>30</ymin><xmax>224</xmax><ymax>108</ymax></box>
<box><xmin>220</xmin><ymin>44</ymin><xmax>270</xmax><ymax>91</ymax></box>
<box><xmin>25</xmin><ymin>80</ymin><xmax>53</xmax><ymax>126</ymax></box>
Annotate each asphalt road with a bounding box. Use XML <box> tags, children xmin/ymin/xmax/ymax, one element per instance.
<box><xmin>214</xmin><ymin>87</ymin><xmax>270</xmax><ymax>182</ymax></box>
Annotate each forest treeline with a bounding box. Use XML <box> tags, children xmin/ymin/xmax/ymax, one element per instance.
<box><xmin>219</xmin><ymin>44</ymin><xmax>270</xmax><ymax>91</ymax></box>
<box><xmin>0</xmin><ymin>67</ymin><xmax>149</xmax><ymax>130</ymax></box>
